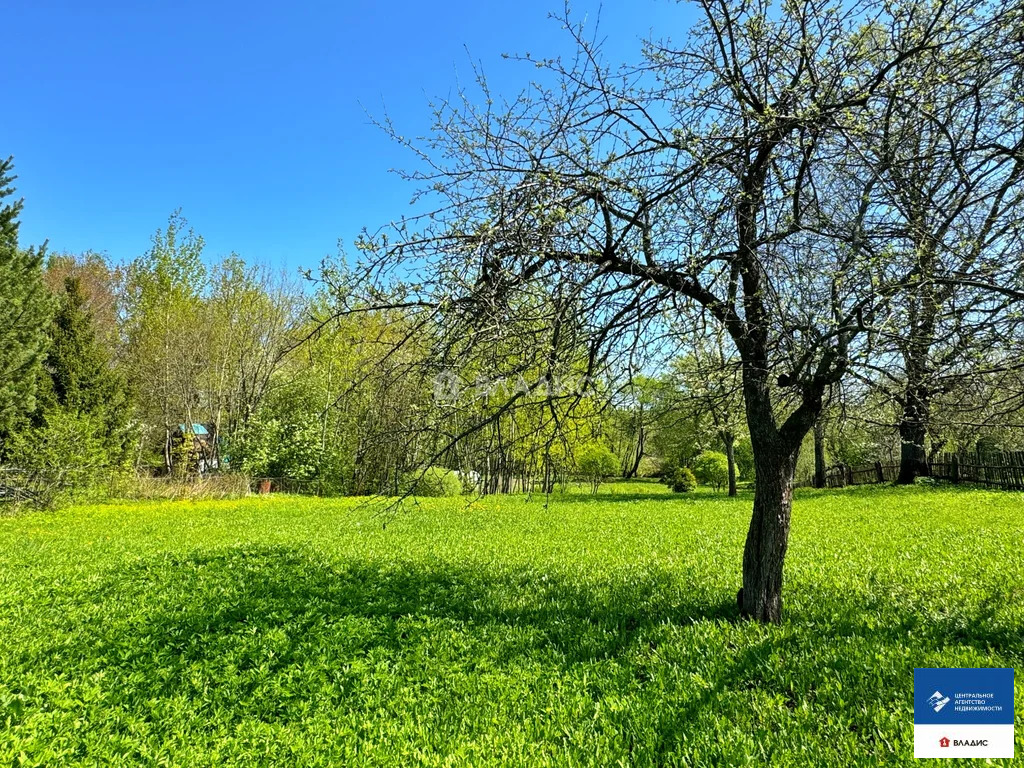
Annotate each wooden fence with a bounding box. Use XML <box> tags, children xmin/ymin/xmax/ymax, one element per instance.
<box><xmin>253</xmin><ymin>477</ymin><xmax>320</xmax><ymax>495</ymax></box>
<box><xmin>797</xmin><ymin>450</ymin><xmax>1024</xmax><ymax>491</ymax></box>
<box><xmin>796</xmin><ymin>461</ymin><xmax>898</xmax><ymax>489</ymax></box>
<box><xmin>930</xmin><ymin>451</ymin><xmax>1024</xmax><ymax>490</ymax></box>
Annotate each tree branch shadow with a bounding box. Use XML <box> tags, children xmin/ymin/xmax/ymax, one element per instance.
<box><xmin>23</xmin><ymin>544</ymin><xmax>1022</xmax><ymax>759</ymax></box>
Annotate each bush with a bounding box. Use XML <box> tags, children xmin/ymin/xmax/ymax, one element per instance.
<box><xmin>692</xmin><ymin>450</ymin><xmax>729</xmax><ymax>491</ymax></box>
<box><xmin>733</xmin><ymin>439</ymin><xmax>754</xmax><ymax>479</ymax></box>
<box><xmin>576</xmin><ymin>443</ymin><xmax>619</xmax><ymax>493</ymax></box>
<box><xmin>400</xmin><ymin>466</ymin><xmax>463</xmax><ymax>497</ymax></box>
<box><xmin>454</xmin><ymin>470</ymin><xmax>480</xmax><ymax>495</ymax></box>
<box><xmin>5</xmin><ymin>409</ymin><xmax>124</xmax><ymax>506</ymax></box>
<box><xmin>669</xmin><ymin>467</ymin><xmax>698</xmax><ymax>493</ymax></box>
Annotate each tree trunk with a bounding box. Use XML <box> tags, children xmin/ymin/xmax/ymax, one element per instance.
<box><xmin>737</xmin><ymin>353</ymin><xmax>808</xmax><ymax>624</ymax></box>
<box><xmin>732</xmin><ymin>166</ymin><xmax>819</xmax><ymax>624</ymax></box>
<box><xmin>625</xmin><ymin>422</ymin><xmax>645</xmax><ymax>479</ymax></box>
<box><xmin>897</xmin><ymin>388</ymin><xmax>930</xmax><ymax>484</ymax></box>
<box><xmin>813</xmin><ymin>418</ymin><xmax>826</xmax><ymax>488</ymax></box>
<box><xmin>897</xmin><ymin>277</ymin><xmax>936</xmax><ymax>484</ymax></box>
<box><xmin>740</xmin><ymin>445</ymin><xmax>798</xmax><ymax>623</ymax></box>
<box><xmin>724</xmin><ymin>430</ymin><xmax>737</xmax><ymax>497</ymax></box>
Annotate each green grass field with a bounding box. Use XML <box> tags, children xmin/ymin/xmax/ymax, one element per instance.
<box><xmin>0</xmin><ymin>483</ymin><xmax>1021</xmax><ymax>766</ymax></box>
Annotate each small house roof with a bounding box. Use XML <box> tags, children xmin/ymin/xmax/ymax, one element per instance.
<box><xmin>178</xmin><ymin>423</ymin><xmax>209</xmax><ymax>435</ymax></box>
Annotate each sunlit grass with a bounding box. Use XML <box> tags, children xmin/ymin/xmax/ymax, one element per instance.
<box><xmin>0</xmin><ymin>483</ymin><xmax>1020</xmax><ymax>765</ymax></box>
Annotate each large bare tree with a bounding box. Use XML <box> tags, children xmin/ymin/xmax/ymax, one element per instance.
<box><xmin>836</xmin><ymin>12</ymin><xmax>1024</xmax><ymax>482</ymax></box>
<box><xmin>348</xmin><ymin>0</ymin><xmax>1010</xmax><ymax>621</ymax></box>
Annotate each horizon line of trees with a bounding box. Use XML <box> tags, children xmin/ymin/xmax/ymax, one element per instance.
<box><xmin>1</xmin><ymin>150</ymin><xmax>1020</xmax><ymax>506</ymax></box>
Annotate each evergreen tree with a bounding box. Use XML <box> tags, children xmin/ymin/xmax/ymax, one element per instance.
<box><xmin>0</xmin><ymin>156</ymin><xmax>50</xmax><ymax>448</ymax></box>
<box><xmin>6</xmin><ymin>274</ymin><xmax>134</xmax><ymax>492</ymax></box>
<box><xmin>34</xmin><ymin>274</ymin><xmax>132</xmax><ymax>459</ymax></box>
<box><xmin>43</xmin><ymin>275</ymin><xmax>125</xmax><ymax>416</ymax></box>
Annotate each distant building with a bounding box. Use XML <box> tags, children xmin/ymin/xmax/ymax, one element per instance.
<box><xmin>172</xmin><ymin>423</ymin><xmax>220</xmax><ymax>475</ymax></box>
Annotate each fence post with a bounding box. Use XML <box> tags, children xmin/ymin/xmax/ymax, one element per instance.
<box><xmin>874</xmin><ymin>461</ymin><xmax>884</xmax><ymax>484</ymax></box>
<box><xmin>951</xmin><ymin>454</ymin><xmax>960</xmax><ymax>484</ymax></box>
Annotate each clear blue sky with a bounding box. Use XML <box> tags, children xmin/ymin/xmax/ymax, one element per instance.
<box><xmin>5</xmin><ymin>0</ymin><xmax>692</xmax><ymax>274</ymax></box>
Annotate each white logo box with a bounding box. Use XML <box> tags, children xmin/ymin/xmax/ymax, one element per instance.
<box><xmin>914</xmin><ymin>724</ymin><xmax>1014</xmax><ymax>759</ymax></box>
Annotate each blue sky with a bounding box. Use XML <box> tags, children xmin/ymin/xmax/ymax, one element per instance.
<box><xmin>5</xmin><ymin>0</ymin><xmax>693</xmax><ymax>274</ymax></box>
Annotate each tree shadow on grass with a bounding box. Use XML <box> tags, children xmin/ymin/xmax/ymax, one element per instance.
<box><xmin>72</xmin><ymin>544</ymin><xmax>1023</xmax><ymax>668</ymax></box>
<box><xmin>81</xmin><ymin>546</ymin><xmax>739</xmax><ymax>664</ymax></box>
<box><xmin>25</xmin><ymin>545</ymin><xmax>1023</xmax><ymax>759</ymax></box>
<box><xmin>26</xmin><ymin>547</ymin><xmax>744</xmax><ymax>735</ymax></box>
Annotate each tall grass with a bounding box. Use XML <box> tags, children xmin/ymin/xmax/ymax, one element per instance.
<box><xmin>0</xmin><ymin>483</ymin><xmax>1020</xmax><ymax>765</ymax></box>
<box><xmin>107</xmin><ymin>472</ymin><xmax>252</xmax><ymax>501</ymax></box>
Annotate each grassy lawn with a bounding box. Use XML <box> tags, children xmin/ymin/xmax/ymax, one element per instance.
<box><xmin>0</xmin><ymin>482</ymin><xmax>1021</xmax><ymax>766</ymax></box>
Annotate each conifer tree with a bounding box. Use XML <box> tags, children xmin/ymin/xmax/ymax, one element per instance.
<box><xmin>0</xmin><ymin>156</ymin><xmax>50</xmax><ymax>447</ymax></box>
<box><xmin>7</xmin><ymin>274</ymin><xmax>135</xmax><ymax>487</ymax></box>
<box><xmin>39</xmin><ymin>275</ymin><xmax>129</xmax><ymax>437</ymax></box>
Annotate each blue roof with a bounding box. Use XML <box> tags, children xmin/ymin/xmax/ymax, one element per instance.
<box><xmin>178</xmin><ymin>423</ymin><xmax>209</xmax><ymax>435</ymax></box>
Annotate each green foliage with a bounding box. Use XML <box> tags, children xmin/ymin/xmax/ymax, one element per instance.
<box><xmin>668</xmin><ymin>466</ymin><xmax>698</xmax><ymax>493</ymax></box>
<box><xmin>3</xmin><ymin>273</ymin><xmax>135</xmax><ymax>502</ymax></box>
<box><xmin>636</xmin><ymin>456</ymin><xmax>662</xmax><ymax>478</ymax></box>
<box><xmin>40</xmin><ymin>275</ymin><xmax>132</xmax><ymax>455</ymax></box>
<box><xmin>230</xmin><ymin>301</ymin><xmax>444</xmax><ymax>496</ymax></box>
<box><xmin>0</xmin><ymin>157</ymin><xmax>51</xmax><ymax>445</ymax></box>
<box><xmin>238</xmin><ymin>415</ymin><xmax>327</xmax><ymax>484</ymax></box>
<box><xmin>128</xmin><ymin>210</ymin><xmax>207</xmax><ymax>299</ymax></box>
<box><xmin>43</xmin><ymin>277</ymin><xmax>122</xmax><ymax>412</ymax></box>
<box><xmin>121</xmin><ymin>211</ymin><xmax>208</xmax><ymax>468</ymax></box>
<box><xmin>6</xmin><ymin>410</ymin><xmax>116</xmax><ymax>504</ymax></box>
<box><xmin>692</xmin><ymin>450</ymin><xmax>729</xmax><ymax>491</ymax></box>
<box><xmin>0</xmin><ymin>485</ymin><xmax>1018</xmax><ymax>765</ymax></box>
<box><xmin>734</xmin><ymin>439</ymin><xmax>754</xmax><ymax>479</ymax></box>
<box><xmin>399</xmin><ymin>466</ymin><xmax>462</xmax><ymax>497</ymax></box>
<box><xmin>575</xmin><ymin>442</ymin><xmax>619</xmax><ymax>492</ymax></box>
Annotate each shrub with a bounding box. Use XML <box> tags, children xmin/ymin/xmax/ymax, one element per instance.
<box><xmin>576</xmin><ymin>443</ymin><xmax>619</xmax><ymax>493</ymax></box>
<box><xmin>669</xmin><ymin>467</ymin><xmax>698</xmax><ymax>493</ymax></box>
<box><xmin>5</xmin><ymin>409</ymin><xmax>122</xmax><ymax>506</ymax></box>
<box><xmin>733</xmin><ymin>439</ymin><xmax>754</xmax><ymax>479</ymax></box>
<box><xmin>400</xmin><ymin>466</ymin><xmax>463</xmax><ymax>497</ymax></box>
<box><xmin>455</xmin><ymin>470</ymin><xmax>481</xmax><ymax>495</ymax></box>
<box><xmin>692</xmin><ymin>450</ymin><xmax>729</xmax><ymax>491</ymax></box>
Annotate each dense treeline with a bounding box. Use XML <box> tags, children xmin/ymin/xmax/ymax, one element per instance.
<box><xmin>1</xmin><ymin>146</ymin><xmax>1021</xmax><ymax>507</ymax></box>
<box><xmin>1</xmin><ymin>5</ymin><xmax>1022</xmax><ymax>526</ymax></box>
